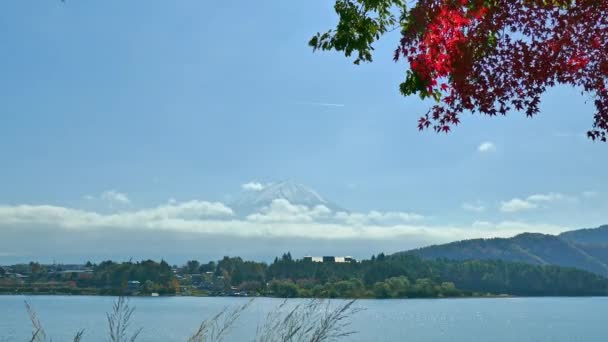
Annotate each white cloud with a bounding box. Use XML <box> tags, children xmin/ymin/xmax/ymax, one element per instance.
<box><xmin>0</xmin><ymin>201</ymin><xmax>565</xmax><ymax>243</ymax></box>
<box><xmin>246</xmin><ymin>199</ymin><xmax>331</xmax><ymax>223</ymax></box>
<box><xmin>470</xmin><ymin>220</ymin><xmax>564</xmax><ymax>235</ymax></box>
<box><xmin>82</xmin><ymin>190</ymin><xmax>130</xmax><ymax>205</ymax></box>
<box><xmin>100</xmin><ymin>190</ymin><xmax>130</xmax><ymax>205</ymax></box>
<box><xmin>526</xmin><ymin>192</ymin><xmax>568</xmax><ymax>202</ymax></box>
<box><xmin>0</xmin><ymin>199</ymin><xmax>428</xmax><ymax>242</ymax></box>
<box><xmin>367</xmin><ymin>211</ymin><xmax>425</xmax><ymax>222</ymax></box>
<box><xmin>500</xmin><ymin>198</ymin><xmax>538</xmax><ymax>212</ymax></box>
<box><xmin>500</xmin><ymin>192</ymin><xmax>576</xmax><ymax>213</ymax></box>
<box><xmin>582</xmin><ymin>191</ymin><xmax>599</xmax><ymax>198</ymax></box>
<box><xmin>334</xmin><ymin>210</ymin><xmax>425</xmax><ymax>226</ymax></box>
<box><xmin>478</xmin><ymin>142</ymin><xmax>496</xmax><ymax>153</ymax></box>
<box><xmin>462</xmin><ymin>202</ymin><xmax>486</xmax><ymax>212</ymax></box>
<box><xmin>242</xmin><ymin>182</ymin><xmax>266</xmax><ymax>192</ymax></box>
<box><xmin>124</xmin><ymin>200</ymin><xmax>234</xmax><ymax>220</ymax></box>
<box><xmin>0</xmin><ymin>200</ymin><xmax>234</xmax><ymax>231</ymax></box>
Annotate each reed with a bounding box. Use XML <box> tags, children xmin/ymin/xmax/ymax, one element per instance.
<box><xmin>24</xmin><ymin>297</ymin><xmax>361</xmax><ymax>342</ymax></box>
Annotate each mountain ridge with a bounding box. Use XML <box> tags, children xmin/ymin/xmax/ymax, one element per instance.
<box><xmin>559</xmin><ymin>224</ymin><xmax>608</xmax><ymax>244</ymax></box>
<box><xmin>399</xmin><ymin>226</ymin><xmax>608</xmax><ymax>277</ymax></box>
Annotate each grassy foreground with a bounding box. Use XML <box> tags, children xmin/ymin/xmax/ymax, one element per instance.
<box><xmin>25</xmin><ymin>297</ymin><xmax>361</xmax><ymax>342</ymax></box>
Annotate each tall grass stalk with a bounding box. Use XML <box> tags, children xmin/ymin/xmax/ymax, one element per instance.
<box><xmin>187</xmin><ymin>299</ymin><xmax>253</xmax><ymax>342</ymax></box>
<box><xmin>255</xmin><ymin>299</ymin><xmax>362</xmax><ymax>342</ymax></box>
<box><xmin>106</xmin><ymin>296</ymin><xmax>142</xmax><ymax>342</ymax></box>
<box><xmin>25</xmin><ymin>297</ymin><xmax>361</xmax><ymax>342</ymax></box>
<box><xmin>25</xmin><ymin>300</ymin><xmax>86</xmax><ymax>342</ymax></box>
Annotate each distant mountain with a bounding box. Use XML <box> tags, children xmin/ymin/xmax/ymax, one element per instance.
<box><xmin>231</xmin><ymin>180</ymin><xmax>345</xmax><ymax>216</ymax></box>
<box><xmin>559</xmin><ymin>225</ymin><xmax>608</xmax><ymax>244</ymax></box>
<box><xmin>400</xmin><ymin>225</ymin><xmax>608</xmax><ymax>277</ymax></box>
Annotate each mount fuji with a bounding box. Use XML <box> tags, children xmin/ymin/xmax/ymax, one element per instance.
<box><xmin>231</xmin><ymin>180</ymin><xmax>346</xmax><ymax>217</ymax></box>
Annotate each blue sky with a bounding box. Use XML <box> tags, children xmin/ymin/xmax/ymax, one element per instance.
<box><xmin>0</xmin><ymin>1</ymin><xmax>606</xmax><ymax>263</ymax></box>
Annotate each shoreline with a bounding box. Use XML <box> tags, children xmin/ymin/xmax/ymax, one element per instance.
<box><xmin>6</xmin><ymin>292</ymin><xmax>607</xmax><ymax>300</ymax></box>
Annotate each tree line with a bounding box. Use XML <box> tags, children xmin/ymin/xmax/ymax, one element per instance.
<box><xmin>3</xmin><ymin>252</ymin><xmax>608</xmax><ymax>298</ymax></box>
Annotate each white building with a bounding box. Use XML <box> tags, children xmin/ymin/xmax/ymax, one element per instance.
<box><xmin>303</xmin><ymin>256</ymin><xmax>355</xmax><ymax>263</ymax></box>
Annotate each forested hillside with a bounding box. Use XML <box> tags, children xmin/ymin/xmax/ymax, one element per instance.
<box><xmin>403</xmin><ymin>225</ymin><xmax>608</xmax><ymax>277</ymax></box>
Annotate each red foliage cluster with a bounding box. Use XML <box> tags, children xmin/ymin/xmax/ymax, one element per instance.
<box><xmin>394</xmin><ymin>0</ymin><xmax>608</xmax><ymax>141</ymax></box>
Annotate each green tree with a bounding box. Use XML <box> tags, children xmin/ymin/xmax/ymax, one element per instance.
<box><xmin>269</xmin><ymin>280</ymin><xmax>299</xmax><ymax>298</ymax></box>
<box><xmin>373</xmin><ymin>282</ymin><xmax>391</xmax><ymax>298</ymax></box>
<box><xmin>185</xmin><ymin>260</ymin><xmax>200</xmax><ymax>274</ymax></box>
<box><xmin>198</xmin><ymin>261</ymin><xmax>216</xmax><ymax>273</ymax></box>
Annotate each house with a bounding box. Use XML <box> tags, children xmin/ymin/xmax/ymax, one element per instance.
<box><xmin>127</xmin><ymin>280</ymin><xmax>141</xmax><ymax>291</ymax></box>
<box><xmin>303</xmin><ymin>256</ymin><xmax>324</xmax><ymax>263</ymax></box>
<box><xmin>323</xmin><ymin>256</ymin><xmax>336</xmax><ymax>263</ymax></box>
<box><xmin>303</xmin><ymin>256</ymin><xmax>355</xmax><ymax>263</ymax></box>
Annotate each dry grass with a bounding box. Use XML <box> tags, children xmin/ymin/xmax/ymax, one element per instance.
<box><xmin>24</xmin><ymin>297</ymin><xmax>362</xmax><ymax>342</ymax></box>
<box><xmin>106</xmin><ymin>297</ymin><xmax>142</xmax><ymax>342</ymax></box>
<box><xmin>25</xmin><ymin>300</ymin><xmax>86</xmax><ymax>342</ymax></box>
<box><xmin>25</xmin><ymin>300</ymin><xmax>46</xmax><ymax>342</ymax></box>
<box><xmin>187</xmin><ymin>299</ymin><xmax>253</xmax><ymax>342</ymax></box>
<box><xmin>255</xmin><ymin>299</ymin><xmax>362</xmax><ymax>342</ymax></box>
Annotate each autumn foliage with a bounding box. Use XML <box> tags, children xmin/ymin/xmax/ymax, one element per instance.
<box><xmin>311</xmin><ymin>0</ymin><xmax>608</xmax><ymax>141</ymax></box>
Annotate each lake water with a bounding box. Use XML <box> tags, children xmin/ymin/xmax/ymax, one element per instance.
<box><xmin>0</xmin><ymin>296</ymin><xmax>606</xmax><ymax>341</ymax></box>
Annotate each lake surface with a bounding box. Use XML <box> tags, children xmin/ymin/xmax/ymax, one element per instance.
<box><xmin>1</xmin><ymin>296</ymin><xmax>606</xmax><ymax>341</ymax></box>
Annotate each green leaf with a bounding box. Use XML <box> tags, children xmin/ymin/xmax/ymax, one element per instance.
<box><xmin>309</xmin><ymin>0</ymin><xmax>407</xmax><ymax>64</ymax></box>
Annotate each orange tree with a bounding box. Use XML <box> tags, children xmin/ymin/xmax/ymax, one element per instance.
<box><xmin>310</xmin><ymin>0</ymin><xmax>608</xmax><ymax>141</ymax></box>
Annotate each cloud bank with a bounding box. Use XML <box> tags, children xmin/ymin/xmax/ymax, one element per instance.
<box><xmin>0</xmin><ymin>197</ymin><xmax>572</xmax><ymax>263</ymax></box>
<box><xmin>0</xmin><ymin>199</ymin><xmax>565</xmax><ymax>241</ymax></box>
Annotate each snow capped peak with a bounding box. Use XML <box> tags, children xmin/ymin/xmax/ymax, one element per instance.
<box><xmin>259</xmin><ymin>180</ymin><xmax>327</xmax><ymax>204</ymax></box>
<box><xmin>232</xmin><ymin>180</ymin><xmax>344</xmax><ymax>216</ymax></box>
